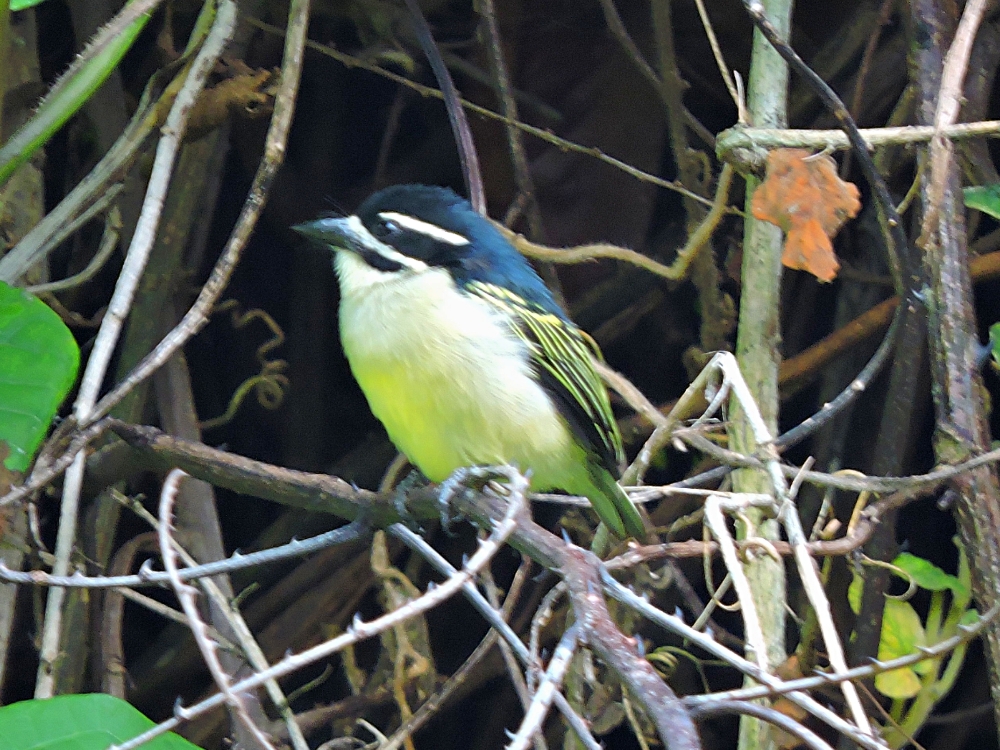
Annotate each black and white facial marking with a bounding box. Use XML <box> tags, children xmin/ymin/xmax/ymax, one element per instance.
<box><xmin>295</xmin><ymin>215</ymin><xmax>423</xmax><ymax>274</ymax></box>
<box><xmin>350</xmin><ymin>185</ymin><xmax>562</xmax><ymax>313</ymax></box>
<box><xmin>354</xmin><ymin>185</ymin><xmax>481</xmax><ymax>272</ymax></box>
<box><xmin>335</xmin><ymin>215</ymin><xmax>430</xmax><ymax>274</ymax></box>
<box><xmin>356</xmin><ymin>210</ymin><xmax>472</xmax><ymax>272</ymax></box>
<box><xmin>374</xmin><ymin>211</ymin><xmax>470</xmax><ymax>247</ymax></box>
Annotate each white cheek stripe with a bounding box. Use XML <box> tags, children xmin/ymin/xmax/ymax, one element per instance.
<box><xmin>341</xmin><ymin>215</ymin><xmax>427</xmax><ymax>272</ymax></box>
<box><xmin>376</xmin><ymin>242</ymin><xmax>428</xmax><ymax>272</ymax></box>
<box><xmin>378</xmin><ymin>211</ymin><xmax>471</xmax><ymax>246</ymax></box>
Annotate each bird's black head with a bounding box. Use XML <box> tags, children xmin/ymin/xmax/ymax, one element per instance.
<box><xmin>355</xmin><ymin>185</ymin><xmax>478</xmax><ymax>270</ymax></box>
<box><xmin>331</xmin><ymin>184</ymin><xmax>562</xmax><ymax>312</ymax></box>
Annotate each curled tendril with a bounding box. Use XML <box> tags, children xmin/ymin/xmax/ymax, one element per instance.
<box><xmin>200</xmin><ymin>299</ymin><xmax>289</xmax><ymax>430</ymax></box>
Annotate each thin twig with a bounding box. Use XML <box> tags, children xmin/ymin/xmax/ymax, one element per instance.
<box><xmin>0</xmin><ymin>417</ymin><xmax>114</xmax><ymax>509</ymax></box>
<box><xmin>622</xmin><ymin>350</ymin><xmax>721</xmax><ymax>484</ymax></box>
<box><xmin>595</xmin><ymin>361</ymin><xmax>669</xmax><ymax>429</ymax></box>
<box><xmin>692</xmin><ymin>0</ymin><xmax>741</xmax><ymax>116</ymax></box>
<box><xmin>0</xmin><ymin>520</ymin><xmax>368</xmax><ymax>588</ymax></box>
<box><xmin>116</xmin><ymin>587</ymin><xmax>195</xmax><ymax>628</ymax></box>
<box><xmin>129</xmin><ymin>486</ymin><xmax>310</xmax><ymax>750</ymax></box>
<box><xmin>478</xmin><ymin>0</ymin><xmax>543</xmax><ymax>237</ymax></box>
<box><xmin>496</xmin><ymin>163</ymin><xmax>735</xmax><ymax>283</ymax></box>
<box><xmin>506</xmin><ymin>624</ymin><xmax>580</xmax><ymax>750</ymax></box>
<box><xmin>598</xmin><ymin>0</ymin><xmax>659</xmax><ymax>90</ymax></box>
<box><xmin>245</xmin><ymin>17</ymin><xmax>717</xmax><ymax>209</ymax></box>
<box><xmin>717</xmin><ymin>119</ymin><xmax>1000</xmax><ymax>158</ymax></box>
<box><xmin>679</xmin><ymin>430</ymin><xmax>1000</xmax><ymax>495</ymax></box>
<box><xmin>686</xmin><ymin>602</ymin><xmax>1000</xmax><ymax>705</ymax></box>
<box><xmin>712</xmin><ymin>353</ymin><xmax>872</xmax><ymax>736</ymax></box>
<box><xmin>27</xmin><ymin>205</ymin><xmax>122</xmax><ymax>294</ymax></box>
<box><xmin>158</xmin><ymin>470</ymin><xmax>278</xmax><ymax>750</ymax></box>
<box><xmin>390</xmin><ymin>527</ymin><xmax>602</xmax><ymax>750</ymax></box>
<box><xmin>603</xmin><ymin>574</ymin><xmax>888</xmax><ymax>750</ymax></box>
<box><xmin>529</xmin><ymin>583</ymin><xmax>567</xmax><ymax>693</ymax></box>
<box><xmin>379</xmin><ymin>630</ymin><xmax>500</xmax><ymax>750</ymax></box>
<box><xmin>85</xmin><ymin>0</ymin><xmax>309</xmax><ymax>428</ymax></box>
<box><xmin>920</xmin><ymin>0</ymin><xmax>990</xmax><ymax>244</ymax></box>
<box><xmin>703</xmin><ymin>494</ymin><xmax>771</xmax><ymax>669</ymax></box>
<box><xmin>379</xmin><ymin>557</ymin><xmax>533</xmax><ymax>750</ymax></box>
<box><xmin>401</xmin><ymin>0</ymin><xmax>484</xmax><ymax>212</ymax></box>
<box><xmin>108</xmin><ymin>470</ymin><xmax>527</xmax><ymax>750</ymax></box>
<box><xmin>689</xmin><ymin>700</ymin><xmax>834</xmax><ymax>750</ymax></box>
<box><xmin>33</xmin><ymin>1</ymin><xmax>236</xmax><ymax>699</ymax></box>
<box><xmin>481</xmin><ymin>567</ymin><xmax>542</xmax><ymax>750</ymax></box>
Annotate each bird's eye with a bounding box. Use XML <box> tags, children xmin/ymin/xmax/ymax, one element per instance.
<box><xmin>373</xmin><ymin>217</ymin><xmax>400</xmax><ymax>239</ymax></box>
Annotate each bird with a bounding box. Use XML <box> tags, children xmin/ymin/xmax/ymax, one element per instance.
<box><xmin>293</xmin><ymin>184</ymin><xmax>645</xmax><ymax>539</ymax></box>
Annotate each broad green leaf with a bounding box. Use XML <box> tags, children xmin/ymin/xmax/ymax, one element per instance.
<box><xmin>880</xmin><ymin>599</ymin><xmax>926</xmax><ymax>660</ymax></box>
<box><xmin>0</xmin><ymin>281</ymin><xmax>78</xmax><ymax>471</ymax></box>
<box><xmin>9</xmin><ymin>0</ymin><xmax>49</xmax><ymax>9</ymax></box>
<box><xmin>875</xmin><ymin>599</ymin><xmax>928</xmax><ymax>698</ymax></box>
<box><xmin>0</xmin><ymin>693</ymin><xmax>202</xmax><ymax>749</ymax></box>
<box><xmin>893</xmin><ymin>552</ymin><xmax>968</xmax><ymax>598</ymax></box>
<box><xmin>964</xmin><ymin>184</ymin><xmax>1000</xmax><ymax>220</ymax></box>
<box><xmin>875</xmin><ymin>665</ymin><xmax>922</xmax><ymax>699</ymax></box>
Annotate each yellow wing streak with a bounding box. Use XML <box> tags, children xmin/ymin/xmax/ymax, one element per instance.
<box><xmin>467</xmin><ymin>281</ymin><xmax>624</xmax><ymax>471</ymax></box>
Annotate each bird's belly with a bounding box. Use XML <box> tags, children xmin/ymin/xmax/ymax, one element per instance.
<box><xmin>359</xmin><ymin>356</ymin><xmax>580</xmax><ymax>484</ymax></box>
<box><xmin>338</xmin><ymin>268</ymin><xmax>586</xmax><ymax>489</ymax></box>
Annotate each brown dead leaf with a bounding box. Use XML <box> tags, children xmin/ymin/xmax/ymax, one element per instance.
<box><xmin>751</xmin><ymin>148</ymin><xmax>861</xmax><ymax>283</ymax></box>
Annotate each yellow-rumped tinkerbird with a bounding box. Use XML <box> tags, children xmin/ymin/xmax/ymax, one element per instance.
<box><xmin>293</xmin><ymin>185</ymin><xmax>645</xmax><ymax>539</ymax></box>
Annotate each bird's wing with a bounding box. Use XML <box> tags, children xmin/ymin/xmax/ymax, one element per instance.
<box><xmin>467</xmin><ymin>281</ymin><xmax>625</xmax><ymax>474</ymax></box>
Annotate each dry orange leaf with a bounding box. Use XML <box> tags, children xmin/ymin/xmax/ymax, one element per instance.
<box><xmin>751</xmin><ymin>148</ymin><xmax>861</xmax><ymax>283</ymax></box>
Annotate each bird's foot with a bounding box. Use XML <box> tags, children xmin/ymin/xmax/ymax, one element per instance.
<box><xmin>392</xmin><ymin>470</ymin><xmax>428</xmax><ymax>531</ymax></box>
<box><xmin>438</xmin><ymin>465</ymin><xmax>530</xmax><ymax>533</ymax></box>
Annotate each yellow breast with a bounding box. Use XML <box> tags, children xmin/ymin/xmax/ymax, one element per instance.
<box><xmin>336</xmin><ymin>251</ymin><xmax>589</xmax><ymax>490</ymax></box>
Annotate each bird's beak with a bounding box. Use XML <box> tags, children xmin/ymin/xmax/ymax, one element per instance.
<box><xmin>294</xmin><ymin>215</ymin><xmax>416</xmax><ymax>273</ymax></box>
<box><xmin>292</xmin><ymin>216</ymin><xmax>360</xmax><ymax>250</ymax></box>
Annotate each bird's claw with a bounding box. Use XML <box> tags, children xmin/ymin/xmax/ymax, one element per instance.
<box><xmin>392</xmin><ymin>470</ymin><xmax>427</xmax><ymax>531</ymax></box>
<box><xmin>438</xmin><ymin>465</ymin><xmax>520</xmax><ymax>533</ymax></box>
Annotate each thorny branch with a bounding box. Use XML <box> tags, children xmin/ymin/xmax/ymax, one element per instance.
<box><xmin>13</xmin><ymin>349</ymin><xmax>999</xmax><ymax>745</ymax></box>
<box><xmin>105</xmin><ymin>468</ymin><xmax>530</xmax><ymax>750</ymax></box>
<box><xmin>158</xmin><ymin>470</ymin><xmax>278</xmax><ymax>750</ymax></box>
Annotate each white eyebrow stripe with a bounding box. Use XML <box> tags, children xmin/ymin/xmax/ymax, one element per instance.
<box><xmin>378</xmin><ymin>211</ymin><xmax>471</xmax><ymax>246</ymax></box>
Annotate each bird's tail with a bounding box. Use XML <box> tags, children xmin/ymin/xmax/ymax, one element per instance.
<box><xmin>587</xmin><ymin>463</ymin><xmax>646</xmax><ymax>540</ymax></box>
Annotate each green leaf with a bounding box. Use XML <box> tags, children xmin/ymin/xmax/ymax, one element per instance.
<box><xmin>9</xmin><ymin>0</ymin><xmax>49</xmax><ymax>10</ymax></box>
<box><xmin>892</xmin><ymin>552</ymin><xmax>968</xmax><ymax>598</ymax></box>
<box><xmin>848</xmin><ymin>572</ymin><xmax>864</xmax><ymax>614</ymax></box>
<box><xmin>875</xmin><ymin>599</ymin><xmax>928</xmax><ymax>699</ymax></box>
<box><xmin>960</xmin><ymin>608</ymin><xmax>980</xmax><ymax>627</ymax></box>
<box><xmin>875</xmin><ymin>665</ymin><xmax>922</xmax><ymax>699</ymax></box>
<box><xmin>0</xmin><ymin>693</ymin><xmax>203</xmax><ymax>749</ymax></box>
<box><xmin>989</xmin><ymin>323</ymin><xmax>1000</xmax><ymax>372</ymax></box>
<box><xmin>875</xmin><ymin>667</ymin><xmax>920</xmax><ymax>700</ymax></box>
<box><xmin>954</xmin><ymin>539</ymin><xmax>974</xmax><ymax>609</ymax></box>
<box><xmin>880</xmin><ymin>599</ymin><xmax>927</xmax><ymax>661</ymax></box>
<box><xmin>964</xmin><ymin>184</ymin><xmax>1000</xmax><ymax>220</ymax></box>
<box><xmin>0</xmin><ymin>1</ymin><xmax>151</xmax><ymax>187</ymax></box>
<box><xmin>0</xmin><ymin>281</ymin><xmax>78</xmax><ymax>471</ymax></box>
